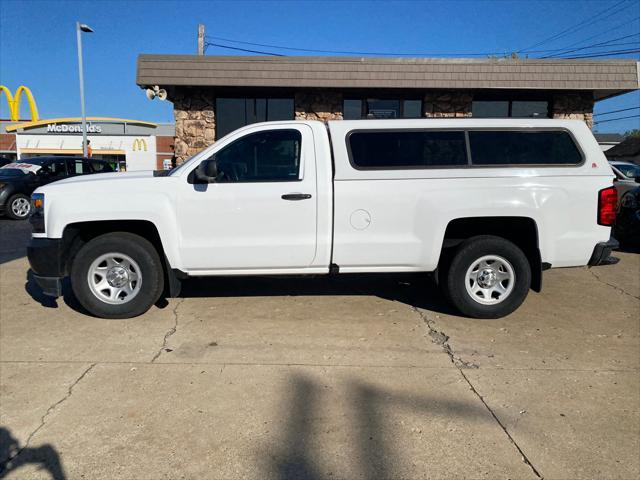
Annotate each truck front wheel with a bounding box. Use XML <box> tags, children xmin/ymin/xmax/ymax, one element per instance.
<box><xmin>444</xmin><ymin>235</ymin><xmax>531</xmax><ymax>319</ymax></box>
<box><xmin>6</xmin><ymin>194</ymin><xmax>31</xmax><ymax>220</ymax></box>
<box><xmin>70</xmin><ymin>232</ymin><xmax>165</xmax><ymax>319</ymax></box>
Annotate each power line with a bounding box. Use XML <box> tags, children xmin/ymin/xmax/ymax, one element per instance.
<box><xmin>542</xmin><ymin>15</ymin><xmax>640</xmax><ymax>56</ymax></box>
<box><xmin>203</xmin><ymin>24</ymin><xmax>640</xmax><ymax>59</ymax></box>
<box><xmin>205</xmin><ymin>35</ymin><xmax>513</xmax><ymax>57</ymax></box>
<box><xmin>548</xmin><ymin>43</ymin><xmax>640</xmax><ymax>58</ymax></box>
<box><xmin>561</xmin><ymin>48</ymin><xmax>640</xmax><ymax>59</ymax></box>
<box><xmin>206</xmin><ymin>33</ymin><xmax>639</xmax><ymax>57</ymax></box>
<box><xmin>545</xmin><ymin>41</ymin><xmax>640</xmax><ymax>59</ymax></box>
<box><xmin>204</xmin><ymin>42</ymin><xmax>285</xmax><ymax>56</ymax></box>
<box><xmin>594</xmin><ymin>114</ymin><xmax>640</xmax><ymax>124</ymax></box>
<box><xmin>541</xmin><ymin>33</ymin><xmax>640</xmax><ymax>58</ymax></box>
<box><xmin>528</xmin><ymin>40</ymin><xmax>638</xmax><ymax>54</ymax></box>
<box><xmin>594</xmin><ymin>106</ymin><xmax>640</xmax><ymax>117</ymax></box>
<box><xmin>518</xmin><ymin>0</ymin><xmax>631</xmax><ymax>52</ymax></box>
<box><xmin>204</xmin><ymin>39</ymin><xmax>639</xmax><ymax>60</ymax></box>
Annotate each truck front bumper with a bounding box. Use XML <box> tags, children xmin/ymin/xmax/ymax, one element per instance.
<box><xmin>27</xmin><ymin>238</ymin><xmax>65</xmax><ymax>297</ymax></box>
<box><xmin>588</xmin><ymin>237</ymin><xmax>620</xmax><ymax>267</ymax></box>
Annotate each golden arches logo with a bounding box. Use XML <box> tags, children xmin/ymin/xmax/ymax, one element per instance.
<box><xmin>0</xmin><ymin>85</ymin><xmax>40</xmax><ymax>122</ymax></box>
<box><xmin>132</xmin><ymin>138</ymin><xmax>148</xmax><ymax>151</ymax></box>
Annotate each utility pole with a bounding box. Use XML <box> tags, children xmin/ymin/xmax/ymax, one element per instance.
<box><xmin>198</xmin><ymin>24</ymin><xmax>205</xmax><ymax>55</ymax></box>
<box><xmin>76</xmin><ymin>22</ymin><xmax>94</xmax><ymax>158</ymax></box>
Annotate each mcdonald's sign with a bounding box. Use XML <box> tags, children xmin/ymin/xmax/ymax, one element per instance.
<box><xmin>132</xmin><ymin>138</ymin><xmax>148</xmax><ymax>151</ymax></box>
<box><xmin>0</xmin><ymin>85</ymin><xmax>39</xmax><ymax>121</ymax></box>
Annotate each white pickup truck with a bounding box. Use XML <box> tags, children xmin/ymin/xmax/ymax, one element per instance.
<box><xmin>27</xmin><ymin>119</ymin><xmax>619</xmax><ymax>319</ymax></box>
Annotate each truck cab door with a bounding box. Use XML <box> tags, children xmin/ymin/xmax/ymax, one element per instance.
<box><xmin>38</xmin><ymin>159</ymin><xmax>68</xmax><ymax>185</ymax></box>
<box><xmin>176</xmin><ymin>124</ymin><xmax>318</xmax><ymax>272</ymax></box>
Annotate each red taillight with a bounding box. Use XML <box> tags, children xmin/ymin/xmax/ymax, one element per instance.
<box><xmin>598</xmin><ymin>186</ymin><xmax>617</xmax><ymax>226</ymax></box>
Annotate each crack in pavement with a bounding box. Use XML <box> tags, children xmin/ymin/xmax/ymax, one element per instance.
<box><xmin>457</xmin><ymin>368</ymin><xmax>543</xmax><ymax>479</ymax></box>
<box><xmin>411</xmin><ymin>306</ymin><xmax>478</xmax><ymax>369</ymax></box>
<box><xmin>0</xmin><ymin>362</ymin><xmax>97</xmax><ymax>474</ymax></box>
<box><xmin>588</xmin><ymin>268</ymin><xmax>640</xmax><ymax>301</ymax></box>
<box><xmin>151</xmin><ymin>298</ymin><xmax>184</xmax><ymax>363</ymax></box>
<box><xmin>412</xmin><ymin>306</ymin><xmax>543</xmax><ymax>479</ymax></box>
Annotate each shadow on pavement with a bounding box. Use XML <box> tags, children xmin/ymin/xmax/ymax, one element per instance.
<box><xmin>24</xmin><ymin>271</ymin><xmax>87</xmax><ymax>315</ymax></box>
<box><xmin>0</xmin><ymin>427</ymin><xmax>66</xmax><ymax>480</ymax></box>
<box><xmin>25</xmin><ymin>269</ymin><xmax>458</xmax><ymax>317</ymax></box>
<box><xmin>272</xmin><ymin>376</ymin><xmax>322</xmax><ymax>480</ymax></box>
<box><xmin>267</xmin><ymin>373</ymin><xmax>490</xmax><ymax>480</ymax></box>
<box><xmin>615</xmin><ymin>243</ymin><xmax>640</xmax><ymax>254</ymax></box>
<box><xmin>181</xmin><ymin>272</ymin><xmax>458</xmax><ymax>315</ymax></box>
<box><xmin>0</xmin><ymin>218</ymin><xmax>31</xmax><ymax>265</ymax></box>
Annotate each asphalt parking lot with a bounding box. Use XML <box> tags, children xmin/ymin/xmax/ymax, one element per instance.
<box><xmin>0</xmin><ymin>217</ymin><xmax>638</xmax><ymax>479</ymax></box>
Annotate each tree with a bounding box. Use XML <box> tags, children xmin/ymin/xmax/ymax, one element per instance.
<box><xmin>623</xmin><ymin>129</ymin><xmax>640</xmax><ymax>138</ymax></box>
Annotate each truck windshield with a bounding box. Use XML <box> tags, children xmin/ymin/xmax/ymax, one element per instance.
<box><xmin>615</xmin><ymin>163</ymin><xmax>640</xmax><ymax>178</ymax></box>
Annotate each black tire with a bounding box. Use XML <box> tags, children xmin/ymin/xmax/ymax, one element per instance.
<box><xmin>444</xmin><ymin>235</ymin><xmax>531</xmax><ymax>319</ymax></box>
<box><xmin>70</xmin><ymin>232</ymin><xmax>164</xmax><ymax>319</ymax></box>
<box><xmin>6</xmin><ymin>193</ymin><xmax>31</xmax><ymax>220</ymax></box>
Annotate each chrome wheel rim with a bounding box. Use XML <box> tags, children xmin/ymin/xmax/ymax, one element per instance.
<box><xmin>465</xmin><ymin>255</ymin><xmax>515</xmax><ymax>305</ymax></box>
<box><xmin>11</xmin><ymin>197</ymin><xmax>30</xmax><ymax>218</ymax></box>
<box><xmin>87</xmin><ymin>253</ymin><xmax>142</xmax><ymax>305</ymax></box>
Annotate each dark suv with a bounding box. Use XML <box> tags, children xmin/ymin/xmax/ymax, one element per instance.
<box><xmin>0</xmin><ymin>156</ymin><xmax>113</xmax><ymax>220</ymax></box>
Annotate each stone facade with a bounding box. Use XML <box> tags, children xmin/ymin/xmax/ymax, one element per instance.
<box><xmin>551</xmin><ymin>92</ymin><xmax>594</xmax><ymax>129</ymax></box>
<box><xmin>294</xmin><ymin>90</ymin><xmax>343</xmax><ymax>120</ymax></box>
<box><xmin>423</xmin><ymin>91</ymin><xmax>472</xmax><ymax>117</ymax></box>
<box><xmin>172</xmin><ymin>89</ymin><xmax>345</xmax><ymax>163</ymax></box>
<box><xmin>172</xmin><ymin>88</ymin><xmax>216</xmax><ymax>163</ymax></box>
<box><xmin>169</xmin><ymin>88</ymin><xmax>596</xmax><ymax>163</ymax></box>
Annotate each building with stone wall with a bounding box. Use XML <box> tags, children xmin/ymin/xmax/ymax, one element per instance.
<box><xmin>136</xmin><ymin>55</ymin><xmax>639</xmax><ymax>163</ymax></box>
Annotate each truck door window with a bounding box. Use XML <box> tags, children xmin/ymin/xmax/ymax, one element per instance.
<box><xmin>90</xmin><ymin>160</ymin><xmax>113</xmax><ymax>173</ymax></box>
<box><xmin>48</xmin><ymin>159</ymin><xmax>68</xmax><ymax>178</ymax></box>
<box><xmin>68</xmin><ymin>159</ymin><xmax>91</xmax><ymax>174</ymax></box>
<box><xmin>80</xmin><ymin>160</ymin><xmax>91</xmax><ymax>174</ymax></box>
<box><xmin>209</xmin><ymin>129</ymin><xmax>302</xmax><ymax>182</ymax></box>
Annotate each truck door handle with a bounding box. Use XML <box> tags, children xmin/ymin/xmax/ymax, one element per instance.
<box><xmin>281</xmin><ymin>193</ymin><xmax>312</xmax><ymax>201</ymax></box>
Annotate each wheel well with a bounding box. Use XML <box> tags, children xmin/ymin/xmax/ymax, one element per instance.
<box><xmin>441</xmin><ymin>217</ymin><xmax>542</xmax><ymax>292</ymax></box>
<box><xmin>62</xmin><ymin>220</ymin><xmax>167</xmax><ymax>277</ymax></box>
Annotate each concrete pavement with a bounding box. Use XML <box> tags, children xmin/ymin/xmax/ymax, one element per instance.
<box><xmin>0</xmin><ymin>224</ymin><xmax>638</xmax><ymax>479</ymax></box>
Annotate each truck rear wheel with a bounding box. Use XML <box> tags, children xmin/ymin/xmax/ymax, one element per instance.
<box><xmin>70</xmin><ymin>232</ymin><xmax>164</xmax><ymax>319</ymax></box>
<box><xmin>444</xmin><ymin>235</ymin><xmax>531</xmax><ymax>319</ymax></box>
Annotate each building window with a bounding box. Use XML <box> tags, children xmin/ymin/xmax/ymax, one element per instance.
<box><xmin>343</xmin><ymin>98</ymin><xmax>423</xmax><ymax>119</ymax></box>
<box><xmin>344</xmin><ymin>99</ymin><xmax>363</xmax><ymax>120</ymax></box>
<box><xmin>216</xmin><ymin>98</ymin><xmax>294</xmax><ymax>138</ymax></box>
<box><xmin>472</xmin><ymin>101</ymin><xmax>509</xmax><ymax>118</ymax></box>
<box><xmin>472</xmin><ymin>100</ymin><xmax>549</xmax><ymax>118</ymax></box>
<box><xmin>402</xmin><ymin>100</ymin><xmax>422</xmax><ymax>118</ymax></box>
<box><xmin>511</xmin><ymin>101</ymin><xmax>549</xmax><ymax>118</ymax></box>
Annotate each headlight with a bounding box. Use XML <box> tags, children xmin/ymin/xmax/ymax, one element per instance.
<box><xmin>30</xmin><ymin>193</ymin><xmax>45</xmax><ymax>233</ymax></box>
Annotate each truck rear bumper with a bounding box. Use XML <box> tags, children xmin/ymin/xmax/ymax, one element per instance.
<box><xmin>27</xmin><ymin>238</ymin><xmax>65</xmax><ymax>298</ymax></box>
<box><xmin>588</xmin><ymin>237</ymin><xmax>620</xmax><ymax>266</ymax></box>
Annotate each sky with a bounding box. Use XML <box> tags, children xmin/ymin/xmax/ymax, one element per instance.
<box><xmin>1</xmin><ymin>0</ymin><xmax>639</xmax><ymax>133</ymax></box>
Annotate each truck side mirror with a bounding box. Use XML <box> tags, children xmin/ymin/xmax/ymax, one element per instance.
<box><xmin>193</xmin><ymin>159</ymin><xmax>218</xmax><ymax>184</ymax></box>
